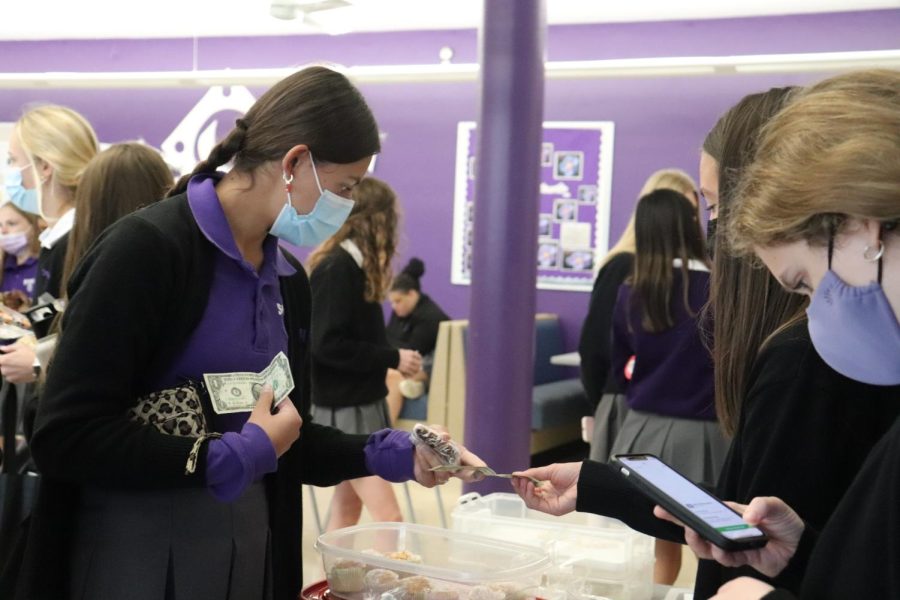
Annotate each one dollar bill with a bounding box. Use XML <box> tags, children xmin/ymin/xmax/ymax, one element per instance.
<box><xmin>203</xmin><ymin>352</ymin><xmax>294</xmax><ymax>415</ymax></box>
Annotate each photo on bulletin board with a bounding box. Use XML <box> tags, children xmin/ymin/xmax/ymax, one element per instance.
<box><xmin>451</xmin><ymin>120</ymin><xmax>615</xmax><ymax>292</ymax></box>
<box><xmin>562</xmin><ymin>249</ymin><xmax>595</xmax><ymax>272</ymax></box>
<box><xmin>578</xmin><ymin>184</ymin><xmax>598</xmax><ymax>204</ymax></box>
<box><xmin>540</xmin><ymin>143</ymin><xmax>554</xmax><ymax>166</ymax></box>
<box><xmin>553</xmin><ymin>151</ymin><xmax>584</xmax><ymax>181</ymax></box>
<box><xmin>553</xmin><ymin>199</ymin><xmax>579</xmax><ymax>222</ymax></box>
<box><xmin>538</xmin><ymin>213</ymin><xmax>553</xmax><ymax>237</ymax></box>
<box><xmin>537</xmin><ymin>240</ymin><xmax>560</xmax><ymax>270</ymax></box>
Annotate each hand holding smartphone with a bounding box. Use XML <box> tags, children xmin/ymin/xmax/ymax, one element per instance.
<box><xmin>613</xmin><ymin>453</ymin><xmax>768</xmax><ymax>551</ymax></box>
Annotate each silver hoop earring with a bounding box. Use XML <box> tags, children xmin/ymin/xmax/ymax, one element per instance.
<box><xmin>863</xmin><ymin>241</ymin><xmax>885</xmax><ymax>262</ymax></box>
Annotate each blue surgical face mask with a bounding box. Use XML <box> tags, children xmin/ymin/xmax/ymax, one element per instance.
<box><xmin>3</xmin><ymin>165</ymin><xmax>40</xmax><ymax>215</ymax></box>
<box><xmin>806</xmin><ymin>231</ymin><xmax>900</xmax><ymax>385</ymax></box>
<box><xmin>269</xmin><ymin>154</ymin><xmax>355</xmax><ymax>247</ymax></box>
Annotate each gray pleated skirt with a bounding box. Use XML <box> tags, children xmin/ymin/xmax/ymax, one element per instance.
<box><xmin>70</xmin><ymin>482</ymin><xmax>271</xmax><ymax>600</ymax></box>
<box><xmin>610</xmin><ymin>409</ymin><xmax>729</xmax><ymax>487</ymax></box>
<box><xmin>312</xmin><ymin>399</ymin><xmax>390</xmax><ymax>435</ymax></box>
<box><xmin>589</xmin><ymin>393</ymin><xmax>630</xmax><ymax>463</ymax></box>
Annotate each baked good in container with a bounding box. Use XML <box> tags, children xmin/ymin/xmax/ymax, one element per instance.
<box><xmin>387</xmin><ymin>550</ymin><xmax>423</xmax><ymax>563</ymax></box>
<box><xmin>329</xmin><ymin>559</ymin><xmax>367</xmax><ymax>593</ymax></box>
<box><xmin>467</xmin><ymin>586</ymin><xmax>505</xmax><ymax>600</ymax></box>
<box><xmin>365</xmin><ymin>568</ymin><xmax>400</xmax><ymax>594</ymax></box>
<box><xmin>426</xmin><ymin>589</ymin><xmax>460</xmax><ymax>600</ymax></box>
<box><xmin>487</xmin><ymin>582</ymin><xmax>528</xmax><ymax>600</ymax></box>
<box><xmin>398</xmin><ymin>575</ymin><xmax>433</xmax><ymax>600</ymax></box>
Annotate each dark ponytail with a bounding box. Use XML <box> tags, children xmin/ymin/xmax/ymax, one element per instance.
<box><xmin>168</xmin><ymin>66</ymin><xmax>380</xmax><ymax>197</ymax></box>
<box><xmin>391</xmin><ymin>257</ymin><xmax>425</xmax><ymax>293</ymax></box>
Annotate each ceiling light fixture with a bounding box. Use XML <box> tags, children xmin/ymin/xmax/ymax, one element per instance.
<box><xmin>269</xmin><ymin>0</ymin><xmax>351</xmax><ymax>22</ymax></box>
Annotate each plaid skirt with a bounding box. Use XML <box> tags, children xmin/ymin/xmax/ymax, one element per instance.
<box><xmin>312</xmin><ymin>399</ymin><xmax>390</xmax><ymax>435</ymax></box>
<box><xmin>610</xmin><ymin>409</ymin><xmax>729</xmax><ymax>487</ymax></box>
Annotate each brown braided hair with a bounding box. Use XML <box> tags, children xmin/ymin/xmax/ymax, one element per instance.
<box><xmin>169</xmin><ymin>66</ymin><xmax>380</xmax><ymax>196</ymax></box>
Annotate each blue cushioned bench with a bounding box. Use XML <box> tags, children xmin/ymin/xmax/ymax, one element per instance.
<box><xmin>532</xmin><ymin>317</ymin><xmax>592</xmax><ymax>431</ymax></box>
<box><xmin>395</xmin><ymin>314</ymin><xmax>590</xmax><ymax>454</ymax></box>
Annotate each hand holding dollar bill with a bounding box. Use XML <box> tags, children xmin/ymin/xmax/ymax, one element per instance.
<box><xmin>203</xmin><ymin>352</ymin><xmax>295</xmax><ymax>415</ymax></box>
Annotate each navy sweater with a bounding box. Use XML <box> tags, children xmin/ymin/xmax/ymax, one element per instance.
<box><xmin>611</xmin><ymin>267</ymin><xmax>715</xmax><ymax>420</ymax></box>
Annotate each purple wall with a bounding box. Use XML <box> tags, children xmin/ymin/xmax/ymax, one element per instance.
<box><xmin>1</xmin><ymin>10</ymin><xmax>898</xmax><ymax>350</ymax></box>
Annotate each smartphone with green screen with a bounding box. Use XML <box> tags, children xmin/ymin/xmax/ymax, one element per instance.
<box><xmin>613</xmin><ymin>453</ymin><xmax>768</xmax><ymax>551</ymax></box>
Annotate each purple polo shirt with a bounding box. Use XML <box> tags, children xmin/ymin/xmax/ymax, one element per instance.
<box><xmin>157</xmin><ymin>173</ymin><xmax>418</xmax><ymax>495</ymax></box>
<box><xmin>158</xmin><ymin>173</ymin><xmax>295</xmax><ymax>501</ymax></box>
<box><xmin>1</xmin><ymin>254</ymin><xmax>38</xmax><ymax>299</ymax></box>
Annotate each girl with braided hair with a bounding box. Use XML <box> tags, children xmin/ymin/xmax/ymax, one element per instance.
<box><xmin>18</xmin><ymin>66</ymin><xmax>484</xmax><ymax>600</ymax></box>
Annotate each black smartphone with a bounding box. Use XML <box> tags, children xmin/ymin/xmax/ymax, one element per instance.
<box><xmin>612</xmin><ymin>453</ymin><xmax>768</xmax><ymax>551</ymax></box>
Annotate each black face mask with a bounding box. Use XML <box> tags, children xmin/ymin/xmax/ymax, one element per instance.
<box><xmin>706</xmin><ymin>218</ymin><xmax>717</xmax><ymax>259</ymax></box>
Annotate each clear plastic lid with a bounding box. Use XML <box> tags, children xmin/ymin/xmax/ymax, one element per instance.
<box><xmin>315</xmin><ymin>522</ymin><xmax>551</xmax><ymax>584</ymax></box>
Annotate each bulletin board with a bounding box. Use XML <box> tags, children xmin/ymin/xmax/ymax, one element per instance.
<box><xmin>451</xmin><ymin>121</ymin><xmax>615</xmax><ymax>292</ymax></box>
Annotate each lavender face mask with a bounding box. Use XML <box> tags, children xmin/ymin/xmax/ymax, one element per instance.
<box><xmin>806</xmin><ymin>235</ymin><xmax>900</xmax><ymax>386</ymax></box>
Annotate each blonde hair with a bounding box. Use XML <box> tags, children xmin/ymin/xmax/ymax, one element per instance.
<box><xmin>603</xmin><ymin>168</ymin><xmax>698</xmax><ymax>265</ymax></box>
<box><xmin>307</xmin><ymin>177</ymin><xmax>400</xmax><ymax>303</ymax></box>
<box><xmin>15</xmin><ymin>105</ymin><xmax>99</xmax><ymax>198</ymax></box>
<box><xmin>731</xmin><ymin>69</ymin><xmax>900</xmax><ymax>254</ymax></box>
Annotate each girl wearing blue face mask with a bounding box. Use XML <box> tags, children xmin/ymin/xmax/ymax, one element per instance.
<box><xmin>654</xmin><ymin>70</ymin><xmax>900</xmax><ymax>600</ymax></box>
<box><xmin>0</xmin><ymin>106</ymin><xmax>98</xmax><ymax>386</ymax></box>
<box><xmin>6</xmin><ymin>106</ymin><xmax>99</xmax><ymax>304</ymax></box>
<box><xmin>11</xmin><ymin>67</ymin><xmax>485</xmax><ymax>600</ymax></box>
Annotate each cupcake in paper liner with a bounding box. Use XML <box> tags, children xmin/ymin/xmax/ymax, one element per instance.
<box><xmin>329</xmin><ymin>560</ymin><xmax>367</xmax><ymax>593</ymax></box>
<box><xmin>365</xmin><ymin>569</ymin><xmax>401</xmax><ymax>595</ymax></box>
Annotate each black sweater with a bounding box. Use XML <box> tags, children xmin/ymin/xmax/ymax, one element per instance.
<box><xmin>310</xmin><ymin>247</ymin><xmax>400</xmax><ymax>409</ymax></box>
<box><xmin>9</xmin><ymin>195</ymin><xmax>370</xmax><ymax>600</ymax></box>
<box><xmin>385</xmin><ymin>293</ymin><xmax>450</xmax><ymax>356</ymax></box>
<box><xmin>578</xmin><ymin>252</ymin><xmax>632</xmax><ymax>408</ymax></box>
<box><xmin>763</xmin><ymin>411</ymin><xmax>900</xmax><ymax>599</ymax></box>
<box><xmin>575</xmin><ymin>321</ymin><xmax>900</xmax><ymax>599</ymax></box>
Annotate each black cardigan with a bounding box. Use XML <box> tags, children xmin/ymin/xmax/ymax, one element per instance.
<box><xmin>764</xmin><ymin>412</ymin><xmax>900</xmax><ymax>599</ymax></box>
<box><xmin>385</xmin><ymin>293</ymin><xmax>450</xmax><ymax>356</ymax></box>
<box><xmin>578</xmin><ymin>252</ymin><xmax>632</xmax><ymax>408</ymax></box>
<box><xmin>575</xmin><ymin>321</ymin><xmax>900</xmax><ymax>599</ymax></box>
<box><xmin>11</xmin><ymin>195</ymin><xmax>370</xmax><ymax>600</ymax></box>
<box><xmin>309</xmin><ymin>247</ymin><xmax>400</xmax><ymax>409</ymax></box>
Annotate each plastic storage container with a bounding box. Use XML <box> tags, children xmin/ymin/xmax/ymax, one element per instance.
<box><xmin>452</xmin><ymin>493</ymin><xmax>654</xmax><ymax>600</ymax></box>
<box><xmin>315</xmin><ymin>522</ymin><xmax>552</xmax><ymax>600</ymax></box>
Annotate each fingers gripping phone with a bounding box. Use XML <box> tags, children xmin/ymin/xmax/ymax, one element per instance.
<box><xmin>612</xmin><ymin>453</ymin><xmax>768</xmax><ymax>551</ymax></box>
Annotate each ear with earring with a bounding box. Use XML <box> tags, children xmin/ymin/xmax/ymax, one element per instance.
<box><xmin>863</xmin><ymin>241</ymin><xmax>885</xmax><ymax>262</ymax></box>
<box><xmin>283</xmin><ymin>172</ymin><xmax>293</xmax><ymax>198</ymax></box>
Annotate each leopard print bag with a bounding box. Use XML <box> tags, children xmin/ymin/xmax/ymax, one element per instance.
<box><xmin>129</xmin><ymin>385</ymin><xmax>222</xmax><ymax>474</ymax></box>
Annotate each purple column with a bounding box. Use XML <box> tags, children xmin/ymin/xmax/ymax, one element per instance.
<box><xmin>464</xmin><ymin>0</ymin><xmax>546</xmax><ymax>493</ymax></box>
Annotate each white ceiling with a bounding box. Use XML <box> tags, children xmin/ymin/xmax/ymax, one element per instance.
<box><xmin>1</xmin><ymin>0</ymin><xmax>897</xmax><ymax>40</ymax></box>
